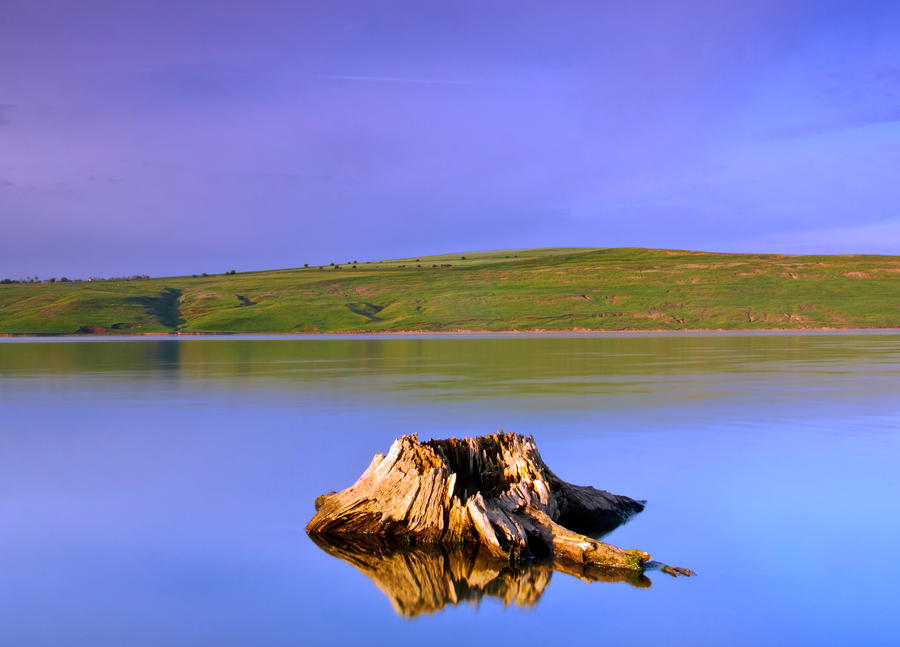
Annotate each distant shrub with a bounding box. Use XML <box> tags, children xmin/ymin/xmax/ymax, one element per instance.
<box><xmin>227</xmin><ymin>269</ymin><xmax>236</xmax><ymax>275</ymax></box>
<box><xmin>84</xmin><ymin>274</ymin><xmax>151</xmax><ymax>282</ymax></box>
<box><xmin>304</xmin><ymin>263</ymin><xmax>309</xmax><ymax>268</ymax></box>
<box><xmin>460</xmin><ymin>256</ymin><xmax>466</xmax><ymax>260</ymax></box>
<box><xmin>202</xmin><ymin>272</ymin><xmax>209</xmax><ymax>277</ymax></box>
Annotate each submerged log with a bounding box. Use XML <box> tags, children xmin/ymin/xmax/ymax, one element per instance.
<box><xmin>307</xmin><ymin>431</ymin><xmax>692</xmax><ymax>575</ymax></box>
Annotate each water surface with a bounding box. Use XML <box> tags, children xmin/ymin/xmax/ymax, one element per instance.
<box><xmin>1</xmin><ymin>334</ymin><xmax>899</xmax><ymax>645</ymax></box>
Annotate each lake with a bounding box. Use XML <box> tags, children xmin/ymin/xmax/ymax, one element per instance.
<box><xmin>2</xmin><ymin>333</ymin><xmax>899</xmax><ymax>646</ymax></box>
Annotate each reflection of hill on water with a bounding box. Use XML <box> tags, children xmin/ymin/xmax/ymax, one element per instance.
<box><xmin>309</xmin><ymin>534</ymin><xmax>651</xmax><ymax>618</ymax></box>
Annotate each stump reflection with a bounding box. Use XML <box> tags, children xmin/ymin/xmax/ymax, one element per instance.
<box><xmin>310</xmin><ymin>534</ymin><xmax>652</xmax><ymax>618</ymax></box>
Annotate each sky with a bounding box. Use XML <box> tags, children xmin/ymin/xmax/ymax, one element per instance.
<box><xmin>2</xmin><ymin>0</ymin><xmax>900</xmax><ymax>278</ymax></box>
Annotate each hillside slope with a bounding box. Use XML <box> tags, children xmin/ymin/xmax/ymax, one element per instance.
<box><xmin>2</xmin><ymin>248</ymin><xmax>899</xmax><ymax>334</ymax></box>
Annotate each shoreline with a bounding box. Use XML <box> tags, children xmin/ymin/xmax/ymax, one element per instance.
<box><xmin>3</xmin><ymin>326</ymin><xmax>900</xmax><ymax>341</ymax></box>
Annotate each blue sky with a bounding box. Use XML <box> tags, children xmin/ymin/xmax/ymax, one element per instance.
<box><xmin>2</xmin><ymin>1</ymin><xmax>899</xmax><ymax>278</ymax></box>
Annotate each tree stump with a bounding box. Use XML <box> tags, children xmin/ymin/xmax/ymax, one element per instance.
<box><xmin>307</xmin><ymin>431</ymin><xmax>692</xmax><ymax>575</ymax></box>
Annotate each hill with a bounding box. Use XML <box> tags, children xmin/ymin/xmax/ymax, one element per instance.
<box><xmin>2</xmin><ymin>248</ymin><xmax>899</xmax><ymax>334</ymax></box>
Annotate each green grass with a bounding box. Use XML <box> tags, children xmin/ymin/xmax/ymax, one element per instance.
<box><xmin>2</xmin><ymin>247</ymin><xmax>900</xmax><ymax>334</ymax></box>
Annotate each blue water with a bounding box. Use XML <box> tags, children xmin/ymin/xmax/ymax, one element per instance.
<box><xmin>1</xmin><ymin>334</ymin><xmax>899</xmax><ymax>645</ymax></box>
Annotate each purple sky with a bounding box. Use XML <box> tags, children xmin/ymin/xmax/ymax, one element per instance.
<box><xmin>2</xmin><ymin>1</ymin><xmax>900</xmax><ymax>278</ymax></box>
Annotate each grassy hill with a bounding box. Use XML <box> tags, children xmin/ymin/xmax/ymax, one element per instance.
<box><xmin>2</xmin><ymin>247</ymin><xmax>900</xmax><ymax>334</ymax></box>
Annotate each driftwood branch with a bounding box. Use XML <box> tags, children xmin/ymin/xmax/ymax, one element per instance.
<box><xmin>307</xmin><ymin>432</ymin><xmax>691</xmax><ymax>577</ymax></box>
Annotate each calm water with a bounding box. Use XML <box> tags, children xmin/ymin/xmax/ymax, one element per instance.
<box><xmin>1</xmin><ymin>334</ymin><xmax>899</xmax><ymax>646</ymax></box>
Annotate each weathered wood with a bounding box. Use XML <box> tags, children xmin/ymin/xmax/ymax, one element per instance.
<box><xmin>307</xmin><ymin>431</ymin><xmax>691</xmax><ymax>576</ymax></box>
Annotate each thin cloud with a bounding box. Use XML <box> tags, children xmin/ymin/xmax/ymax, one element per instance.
<box><xmin>112</xmin><ymin>64</ymin><xmax>519</xmax><ymax>89</ymax></box>
<box><xmin>764</xmin><ymin>110</ymin><xmax>900</xmax><ymax>140</ymax></box>
<box><xmin>738</xmin><ymin>219</ymin><xmax>900</xmax><ymax>255</ymax></box>
<box><xmin>764</xmin><ymin>65</ymin><xmax>900</xmax><ymax>141</ymax></box>
<box><xmin>309</xmin><ymin>73</ymin><xmax>517</xmax><ymax>88</ymax></box>
<box><xmin>0</xmin><ymin>104</ymin><xmax>13</xmax><ymax>125</ymax></box>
